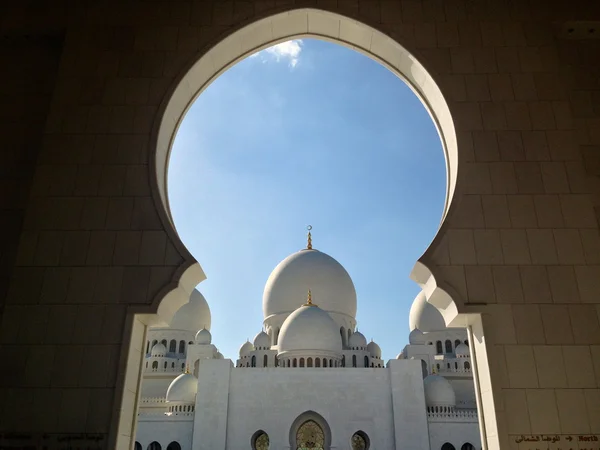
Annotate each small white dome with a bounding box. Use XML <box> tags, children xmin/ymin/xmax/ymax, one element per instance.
<box><xmin>253</xmin><ymin>331</ymin><xmax>270</xmax><ymax>349</ymax></box>
<box><xmin>151</xmin><ymin>343</ymin><xmax>167</xmax><ymax>357</ymax></box>
<box><xmin>171</xmin><ymin>289</ymin><xmax>212</xmax><ymax>333</ymax></box>
<box><xmin>423</xmin><ymin>374</ymin><xmax>456</xmax><ymax>407</ymax></box>
<box><xmin>348</xmin><ymin>331</ymin><xmax>367</xmax><ymax>348</ymax></box>
<box><xmin>195</xmin><ymin>328</ymin><xmax>212</xmax><ymax>345</ymax></box>
<box><xmin>455</xmin><ymin>343</ymin><xmax>470</xmax><ymax>357</ymax></box>
<box><xmin>239</xmin><ymin>340</ymin><xmax>254</xmax><ymax>357</ymax></box>
<box><xmin>215</xmin><ymin>351</ymin><xmax>224</xmax><ymax>359</ymax></box>
<box><xmin>396</xmin><ymin>353</ymin><xmax>404</xmax><ymax>359</ymax></box>
<box><xmin>166</xmin><ymin>372</ymin><xmax>197</xmax><ymax>403</ymax></box>
<box><xmin>409</xmin><ymin>291</ymin><xmax>446</xmax><ymax>332</ymax></box>
<box><xmin>409</xmin><ymin>328</ymin><xmax>426</xmax><ymax>344</ymax></box>
<box><xmin>278</xmin><ymin>304</ymin><xmax>342</xmax><ymax>354</ymax></box>
<box><xmin>367</xmin><ymin>340</ymin><xmax>381</xmax><ymax>358</ymax></box>
<box><xmin>263</xmin><ymin>249</ymin><xmax>357</xmax><ymax>320</ymax></box>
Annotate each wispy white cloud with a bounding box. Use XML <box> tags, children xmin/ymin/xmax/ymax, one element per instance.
<box><xmin>250</xmin><ymin>39</ymin><xmax>303</xmax><ymax>68</ymax></box>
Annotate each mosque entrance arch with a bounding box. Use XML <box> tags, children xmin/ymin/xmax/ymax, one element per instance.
<box><xmin>289</xmin><ymin>411</ymin><xmax>332</xmax><ymax>450</ymax></box>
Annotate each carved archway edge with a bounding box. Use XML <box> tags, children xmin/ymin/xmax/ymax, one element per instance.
<box><xmin>144</xmin><ymin>6</ymin><xmax>473</xmax><ymax>325</ymax></box>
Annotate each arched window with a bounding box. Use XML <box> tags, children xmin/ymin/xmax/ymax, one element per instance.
<box><xmin>161</xmin><ymin>339</ymin><xmax>167</xmax><ymax>347</ymax></box>
<box><xmin>179</xmin><ymin>340</ymin><xmax>185</xmax><ymax>353</ymax></box>
<box><xmin>341</xmin><ymin>355</ymin><xmax>345</xmax><ymax>367</ymax></box>
<box><xmin>340</xmin><ymin>327</ymin><xmax>345</xmax><ymax>346</ymax></box>
<box><xmin>445</xmin><ymin>340</ymin><xmax>452</xmax><ymax>353</ymax></box>
<box><xmin>263</xmin><ymin>354</ymin><xmax>268</xmax><ymax>367</ymax></box>
<box><xmin>293</xmin><ymin>358</ymin><xmax>297</xmax><ymax>367</ymax></box>
<box><xmin>364</xmin><ymin>356</ymin><xmax>369</xmax><ymax>368</ymax></box>
<box><xmin>436</xmin><ymin>341</ymin><xmax>443</xmax><ymax>354</ymax></box>
<box><xmin>352</xmin><ymin>355</ymin><xmax>357</xmax><ymax>367</ymax></box>
<box><xmin>135</xmin><ymin>442</ymin><xmax>142</xmax><ymax>450</ymax></box>
<box><xmin>147</xmin><ymin>442</ymin><xmax>161</xmax><ymax>450</ymax></box>
<box><xmin>164</xmin><ymin>361</ymin><xmax>167</xmax><ymax>369</ymax></box>
<box><xmin>296</xmin><ymin>420</ymin><xmax>325</xmax><ymax>449</ymax></box>
<box><xmin>351</xmin><ymin>431</ymin><xmax>370</xmax><ymax>450</ymax></box>
<box><xmin>307</xmin><ymin>357</ymin><xmax>313</xmax><ymax>367</ymax></box>
<box><xmin>171</xmin><ymin>362</ymin><xmax>175</xmax><ymax>368</ymax></box>
<box><xmin>436</xmin><ymin>363</ymin><xmax>440</xmax><ymax>371</ymax></box>
<box><xmin>315</xmin><ymin>358</ymin><xmax>320</xmax><ymax>367</ymax></box>
<box><xmin>323</xmin><ymin>358</ymin><xmax>327</xmax><ymax>368</ymax></box>
<box><xmin>252</xmin><ymin>430</ymin><xmax>270</xmax><ymax>450</ymax></box>
<box><xmin>455</xmin><ymin>339</ymin><xmax>461</xmax><ymax>348</ymax></box>
<box><xmin>300</xmin><ymin>358</ymin><xmax>305</xmax><ymax>368</ymax></box>
<box><xmin>461</xmin><ymin>444</ymin><xmax>475</xmax><ymax>450</ymax></box>
<box><xmin>441</xmin><ymin>443</ymin><xmax>456</xmax><ymax>450</ymax></box>
<box><xmin>181</xmin><ymin>363</ymin><xmax>185</xmax><ymax>370</ymax></box>
<box><xmin>145</xmin><ymin>341</ymin><xmax>150</xmax><ymax>353</ymax></box>
<box><xmin>166</xmin><ymin>443</ymin><xmax>181</xmax><ymax>450</ymax></box>
<box><xmin>465</xmin><ymin>361</ymin><xmax>471</xmax><ymax>370</ymax></box>
<box><xmin>287</xmin><ymin>359</ymin><xmax>291</xmax><ymax>367</ymax></box>
<box><xmin>152</xmin><ymin>361</ymin><xmax>158</xmax><ymax>370</ymax></box>
<box><xmin>251</xmin><ymin>355</ymin><xmax>256</xmax><ymax>367</ymax></box>
<box><xmin>169</xmin><ymin>339</ymin><xmax>176</xmax><ymax>353</ymax></box>
<box><xmin>275</xmin><ymin>355</ymin><xmax>278</xmax><ymax>367</ymax></box>
<box><xmin>455</xmin><ymin>362</ymin><xmax>458</xmax><ymax>369</ymax></box>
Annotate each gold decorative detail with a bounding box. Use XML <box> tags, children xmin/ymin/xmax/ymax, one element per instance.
<box><xmin>185</xmin><ymin>364</ymin><xmax>190</xmax><ymax>374</ymax></box>
<box><xmin>306</xmin><ymin>225</ymin><xmax>313</xmax><ymax>250</ymax></box>
<box><xmin>351</xmin><ymin>433</ymin><xmax>367</xmax><ymax>450</ymax></box>
<box><xmin>255</xmin><ymin>432</ymin><xmax>270</xmax><ymax>450</ymax></box>
<box><xmin>296</xmin><ymin>420</ymin><xmax>325</xmax><ymax>449</ymax></box>
<box><xmin>303</xmin><ymin>289</ymin><xmax>318</xmax><ymax>307</ymax></box>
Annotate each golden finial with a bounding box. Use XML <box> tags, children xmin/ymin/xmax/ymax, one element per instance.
<box><xmin>303</xmin><ymin>289</ymin><xmax>317</xmax><ymax>307</ymax></box>
<box><xmin>306</xmin><ymin>225</ymin><xmax>313</xmax><ymax>250</ymax></box>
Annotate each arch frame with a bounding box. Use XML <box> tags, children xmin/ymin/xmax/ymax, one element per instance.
<box><xmin>289</xmin><ymin>410</ymin><xmax>332</xmax><ymax>450</ymax></box>
<box><xmin>251</xmin><ymin>429</ymin><xmax>270</xmax><ymax>450</ymax></box>
<box><xmin>351</xmin><ymin>430</ymin><xmax>371</xmax><ymax>450</ymax></box>
<box><xmin>150</xmin><ymin>7</ymin><xmax>460</xmax><ymax>251</ymax></box>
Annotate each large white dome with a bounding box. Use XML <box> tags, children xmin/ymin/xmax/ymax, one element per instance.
<box><xmin>278</xmin><ymin>304</ymin><xmax>343</xmax><ymax>354</ymax></box>
<box><xmin>166</xmin><ymin>373</ymin><xmax>197</xmax><ymax>403</ymax></box>
<box><xmin>263</xmin><ymin>249</ymin><xmax>357</xmax><ymax>319</ymax></box>
<box><xmin>423</xmin><ymin>374</ymin><xmax>456</xmax><ymax>407</ymax></box>
<box><xmin>409</xmin><ymin>291</ymin><xmax>446</xmax><ymax>332</ymax></box>
<box><xmin>171</xmin><ymin>289</ymin><xmax>212</xmax><ymax>333</ymax></box>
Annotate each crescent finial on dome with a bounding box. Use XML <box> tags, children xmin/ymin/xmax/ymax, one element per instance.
<box><xmin>303</xmin><ymin>289</ymin><xmax>318</xmax><ymax>307</ymax></box>
<box><xmin>306</xmin><ymin>225</ymin><xmax>313</xmax><ymax>249</ymax></box>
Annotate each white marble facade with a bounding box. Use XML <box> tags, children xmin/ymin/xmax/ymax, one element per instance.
<box><xmin>135</xmin><ymin>235</ymin><xmax>481</xmax><ymax>450</ymax></box>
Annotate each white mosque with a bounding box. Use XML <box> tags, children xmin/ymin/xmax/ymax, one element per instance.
<box><xmin>135</xmin><ymin>231</ymin><xmax>481</xmax><ymax>450</ymax></box>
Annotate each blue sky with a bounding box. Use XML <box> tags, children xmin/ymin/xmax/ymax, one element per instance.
<box><xmin>168</xmin><ymin>39</ymin><xmax>446</xmax><ymax>361</ymax></box>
